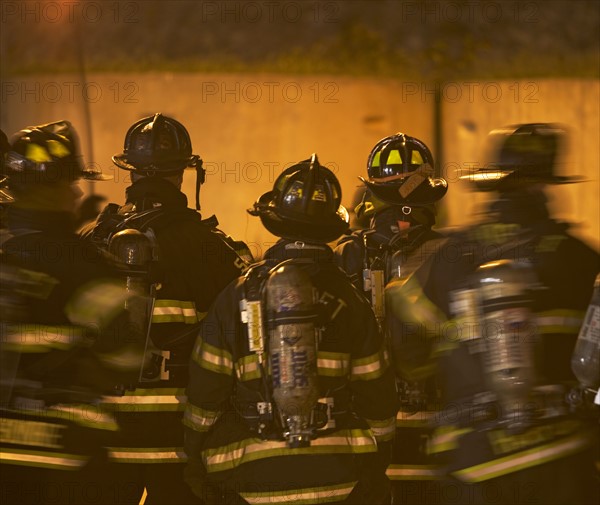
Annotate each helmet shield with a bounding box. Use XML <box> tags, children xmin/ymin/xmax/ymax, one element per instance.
<box><xmin>2</xmin><ymin>120</ymin><xmax>105</xmax><ymax>185</ymax></box>
<box><xmin>363</xmin><ymin>133</ymin><xmax>447</xmax><ymax>205</ymax></box>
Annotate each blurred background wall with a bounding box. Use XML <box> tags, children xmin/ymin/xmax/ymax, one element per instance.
<box><xmin>1</xmin><ymin>0</ymin><xmax>598</xmax><ymax>253</ymax></box>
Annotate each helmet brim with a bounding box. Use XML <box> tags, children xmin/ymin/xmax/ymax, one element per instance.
<box><xmin>458</xmin><ymin>168</ymin><xmax>586</xmax><ymax>191</ymax></box>
<box><xmin>361</xmin><ymin>176</ymin><xmax>448</xmax><ymax>205</ymax></box>
<box><xmin>112</xmin><ymin>153</ymin><xmax>190</xmax><ymax>174</ymax></box>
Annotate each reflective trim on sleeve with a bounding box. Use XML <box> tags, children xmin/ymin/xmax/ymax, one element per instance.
<box><xmin>191</xmin><ymin>338</ymin><xmax>233</xmax><ymax>376</ymax></box>
<box><xmin>427</xmin><ymin>426</ymin><xmax>472</xmax><ymax>455</ymax></box>
<box><xmin>0</xmin><ymin>448</ymin><xmax>88</xmax><ymax>470</ymax></box>
<box><xmin>396</xmin><ymin>410</ymin><xmax>437</xmax><ymax>428</ymax></box>
<box><xmin>350</xmin><ymin>348</ymin><xmax>387</xmax><ymax>381</ymax></box>
<box><xmin>183</xmin><ymin>404</ymin><xmax>221</xmax><ymax>433</ymax></box>
<box><xmin>366</xmin><ymin>417</ymin><xmax>396</xmax><ymax>442</ymax></box>
<box><xmin>6</xmin><ymin>403</ymin><xmax>118</xmax><ymax>431</ymax></box>
<box><xmin>235</xmin><ymin>354</ymin><xmax>262</xmax><ymax>381</ymax></box>
<box><xmin>317</xmin><ymin>351</ymin><xmax>350</xmax><ymax>377</ymax></box>
<box><xmin>387</xmin><ymin>464</ymin><xmax>442</xmax><ymax>481</ymax></box>
<box><xmin>107</xmin><ymin>447</ymin><xmax>187</xmax><ymax>464</ymax></box>
<box><xmin>535</xmin><ymin>309</ymin><xmax>585</xmax><ymax>335</ymax></box>
<box><xmin>44</xmin><ymin>404</ymin><xmax>119</xmax><ymax>431</ymax></box>
<box><xmin>240</xmin><ymin>481</ymin><xmax>357</xmax><ymax>504</ymax></box>
<box><xmin>65</xmin><ymin>279</ymin><xmax>132</xmax><ymax>329</ymax></box>
<box><xmin>0</xmin><ymin>324</ymin><xmax>86</xmax><ymax>352</ymax></box>
<box><xmin>100</xmin><ymin>388</ymin><xmax>186</xmax><ymax>412</ymax></box>
<box><xmin>203</xmin><ymin>429</ymin><xmax>377</xmax><ymax>473</ymax></box>
<box><xmin>452</xmin><ymin>431</ymin><xmax>594</xmax><ymax>483</ymax></box>
<box><xmin>152</xmin><ymin>300</ymin><xmax>203</xmax><ymax>324</ymax></box>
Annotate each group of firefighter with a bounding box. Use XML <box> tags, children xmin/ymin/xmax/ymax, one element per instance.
<box><xmin>0</xmin><ymin>114</ymin><xmax>598</xmax><ymax>505</ymax></box>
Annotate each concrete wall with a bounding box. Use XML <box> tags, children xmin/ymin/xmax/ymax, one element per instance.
<box><xmin>1</xmin><ymin>74</ymin><xmax>598</xmax><ymax>253</ymax></box>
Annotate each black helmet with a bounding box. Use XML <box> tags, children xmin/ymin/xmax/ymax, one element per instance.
<box><xmin>248</xmin><ymin>154</ymin><xmax>349</xmax><ymax>243</ymax></box>
<box><xmin>361</xmin><ymin>133</ymin><xmax>447</xmax><ymax>205</ymax></box>
<box><xmin>113</xmin><ymin>113</ymin><xmax>199</xmax><ymax>175</ymax></box>
<box><xmin>461</xmin><ymin>123</ymin><xmax>583</xmax><ymax>191</ymax></box>
<box><xmin>3</xmin><ymin>120</ymin><xmax>108</xmax><ymax>185</ymax></box>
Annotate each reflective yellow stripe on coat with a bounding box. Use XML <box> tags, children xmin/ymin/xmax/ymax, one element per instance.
<box><xmin>0</xmin><ymin>448</ymin><xmax>88</xmax><ymax>470</ymax></box>
<box><xmin>452</xmin><ymin>430</ymin><xmax>595</xmax><ymax>483</ymax></box>
<box><xmin>240</xmin><ymin>481</ymin><xmax>357</xmax><ymax>504</ymax></box>
<box><xmin>107</xmin><ymin>447</ymin><xmax>187</xmax><ymax>464</ymax></box>
<box><xmin>535</xmin><ymin>309</ymin><xmax>585</xmax><ymax>335</ymax></box>
<box><xmin>100</xmin><ymin>388</ymin><xmax>187</xmax><ymax>412</ymax></box>
<box><xmin>202</xmin><ymin>429</ymin><xmax>377</xmax><ymax>474</ymax></box>
<box><xmin>152</xmin><ymin>300</ymin><xmax>204</xmax><ymax>324</ymax></box>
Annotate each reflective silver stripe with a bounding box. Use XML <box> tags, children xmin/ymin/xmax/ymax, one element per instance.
<box><xmin>0</xmin><ymin>449</ymin><xmax>87</xmax><ymax>469</ymax></box>
<box><xmin>100</xmin><ymin>389</ymin><xmax>187</xmax><ymax>412</ymax></box>
<box><xmin>386</xmin><ymin>464</ymin><xmax>441</xmax><ymax>480</ymax></box>
<box><xmin>367</xmin><ymin>417</ymin><xmax>396</xmax><ymax>441</ymax></box>
<box><xmin>204</xmin><ymin>429</ymin><xmax>376</xmax><ymax>473</ymax></box>
<box><xmin>350</xmin><ymin>350</ymin><xmax>386</xmax><ymax>380</ymax></box>
<box><xmin>107</xmin><ymin>447</ymin><xmax>187</xmax><ymax>463</ymax></box>
<box><xmin>536</xmin><ymin>312</ymin><xmax>584</xmax><ymax>334</ymax></box>
<box><xmin>152</xmin><ymin>300</ymin><xmax>199</xmax><ymax>323</ymax></box>
<box><xmin>453</xmin><ymin>432</ymin><xmax>593</xmax><ymax>482</ymax></box>
<box><xmin>192</xmin><ymin>339</ymin><xmax>233</xmax><ymax>375</ymax></box>
<box><xmin>396</xmin><ymin>410</ymin><xmax>438</xmax><ymax>427</ymax></box>
<box><xmin>46</xmin><ymin>404</ymin><xmax>118</xmax><ymax>431</ymax></box>
<box><xmin>428</xmin><ymin>426</ymin><xmax>472</xmax><ymax>454</ymax></box>
<box><xmin>183</xmin><ymin>404</ymin><xmax>220</xmax><ymax>432</ymax></box>
<box><xmin>317</xmin><ymin>352</ymin><xmax>350</xmax><ymax>376</ymax></box>
<box><xmin>370</xmin><ymin>426</ymin><xmax>395</xmax><ymax>441</ymax></box>
<box><xmin>235</xmin><ymin>355</ymin><xmax>261</xmax><ymax>381</ymax></box>
<box><xmin>240</xmin><ymin>481</ymin><xmax>357</xmax><ymax>504</ymax></box>
<box><xmin>101</xmin><ymin>394</ymin><xmax>186</xmax><ymax>405</ymax></box>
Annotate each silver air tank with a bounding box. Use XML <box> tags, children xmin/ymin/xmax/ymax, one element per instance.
<box><xmin>475</xmin><ymin>259</ymin><xmax>536</xmax><ymax>432</ymax></box>
<box><xmin>108</xmin><ymin>229</ymin><xmax>155</xmax><ymax>377</ymax></box>
<box><xmin>265</xmin><ymin>263</ymin><xmax>319</xmax><ymax>448</ymax></box>
<box><xmin>571</xmin><ymin>274</ymin><xmax>600</xmax><ymax>405</ymax></box>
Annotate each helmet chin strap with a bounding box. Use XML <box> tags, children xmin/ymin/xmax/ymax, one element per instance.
<box><xmin>193</xmin><ymin>156</ymin><xmax>205</xmax><ymax>211</ymax></box>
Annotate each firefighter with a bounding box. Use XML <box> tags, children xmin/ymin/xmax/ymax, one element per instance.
<box><xmin>386</xmin><ymin>123</ymin><xmax>600</xmax><ymax>505</ymax></box>
<box><xmin>184</xmin><ymin>154</ymin><xmax>398</xmax><ymax>504</ymax></box>
<box><xmin>0</xmin><ymin>120</ymin><xmax>144</xmax><ymax>504</ymax></box>
<box><xmin>334</xmin><ymin>133</ymin><xmax>449</xmax><ymax>504</ymax></box>
<box><xmin>80</xmin><ymin>113</ymin><xmax>248</xmax><ymax>505</ymax></box>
